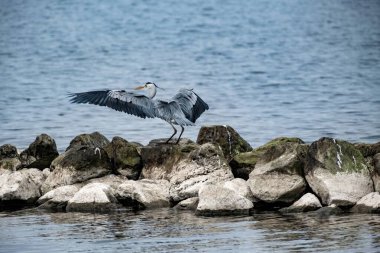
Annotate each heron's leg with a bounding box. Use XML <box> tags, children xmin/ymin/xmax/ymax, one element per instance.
<box><xmin>165</xmin><ymin>122</ymin><xmax>177</xmax><ymax>143</ymax></box>
<box><xmin>175</xmin><ymin>126</ymin><xmax>185</xmax><ymax>144</ymax></box>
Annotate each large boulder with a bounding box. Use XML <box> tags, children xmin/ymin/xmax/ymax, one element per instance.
<box><xmin>196</xmin><ymin>184</ymin><xmax>253</xmax><ymax>216</ymax></box>
<box><xmin>20</xmin><ymin>134</ymin><xmax>59</xmax><ymax>169</ymax></box>
<box><xmin>246</xmin><ymin>138</ymin><xmax>307</xmax><ymax>204</ymax></box>
<box><xmin>41</xmin><ymin>145</ymin><xmax>112</xmax><ymax>194</ymax></box>
<box><xmin>104</xmin><ymin>136</ymin><xmax>142</xmax><ymax>179</ymax></box>
<box><xmin>0</xmin><ymin>144</ymin><xmax>21</xmax><ymax>171</ymax></box>
<box><xmin>115</xmin><ymin>179</ymin><xmax>170</xmax><ymax>209</ymax></box>
<box><xmin>66</xmin><ymin>183</ymin><xmax>121</xmax><ymax>212</ymax></box>
<box><xmin>304</xmin><ymin>137</ymin><xmax>374</xmax><ymax>207</ymax></box>
<box><xmin>230</xmin><ymin>137</ymin><xmax>305</xmax><ymax>179</ymax></box>
<box><xmin>37</xmin><ymin>185</ymin><xmax>81</xmax><ymax>211</ymax></box>
<box><xmin>0</xmin><ymin>168</ymin><xmax>47</xmax><ymax>209</ymax></box>
<box><xmin>140</xmin><ymin>139</ymin><xmax>234</xmax><ymax>202</ymax></box>
<box><xmin>279</xmin><ymin>193</ymin><xmax>322</xmax><ymax>213</ymax></box>
<box><xmin>351</xmin><ymin>192</ymin><xmax>380</xmax><ymax>213</ymax></box>
<box><xmin>196</xmin><ymin>125</ymin><xmax>252</xmax><ymax>161</ymax></box>
<box><xmin>223</xmin><ymin>178</ymin><xmax>257</xmax><ymax>203</ymax></box>
<box><xmin>66</xmin><ymin>132</ymin><xmax>110</xmax><ymax>151</ymax></box>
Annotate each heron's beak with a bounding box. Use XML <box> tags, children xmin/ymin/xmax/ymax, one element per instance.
<box><xmin>156</xmin><ymin>85</ymin><xmax>165</xmax><ymax>91</ymax></box>
<box><xmin>134</xmin><ymin>85</ymin><xmax>145</xmax><ymax>90</ymax></box>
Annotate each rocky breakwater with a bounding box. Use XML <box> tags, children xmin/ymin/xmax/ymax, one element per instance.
<box><xmin>0</xmin><ymin>126</ymin><xmax>379</xmax><ymax>215</ymax></box>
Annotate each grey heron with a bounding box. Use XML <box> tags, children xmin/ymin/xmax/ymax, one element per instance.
<box><xmin>68</xmin><ymin>82</ymin><xmax>209</xmax><ymax>144</ymax></box>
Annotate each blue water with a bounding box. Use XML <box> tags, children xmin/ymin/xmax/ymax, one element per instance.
<box><xmin>0</xmin><ymin>0</ymin><xmax>379</xmax><ymax>151</ymax></box>
<box><xmin>1</xmin><ymin>1</ymin><xmax>380</xmax><ymax>252</ymax></box>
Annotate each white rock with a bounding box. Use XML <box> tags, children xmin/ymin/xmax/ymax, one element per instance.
<box><xmin>38</xmin><ymin>185</ymin><xmax>81</xmax><ymax>210</ymax></box>
<box><xmin>115</xmin><ymin>179</ymin><xmax>170</xmax><ymax>209</ymax></box>
<box><xmin>196</xmin><ymin>184</ymin><xmax>253</xmax><ymax>216</ymax></box>
<box><xmin>66</xmin><ymin>183</ymin><xmax>120</xmax><ymax>212</ymax></box>
<box><xmin>174</xmin><ymin>197</ymin><xmax>199</xmax><ymax>210</ymax></box>
<box><xmin>280</xmin><ymin>193</ymin><xmax>322</xmax><ymax>213</ymax></box>
<box><xmin>223</xmin><ymin>178</ymin><xmax>257</xmax><ymax>202</ymax></box>
<box><xmin>351</xmin><ymin>192</ymin><xmax>380</xmax><ymax>213</ymax></box>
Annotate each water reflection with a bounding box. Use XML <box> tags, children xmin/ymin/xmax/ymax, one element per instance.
<box><xmin>1</xmin><ymin>209</ymin><xmax>379</xmax><ymax>252</ymax></box>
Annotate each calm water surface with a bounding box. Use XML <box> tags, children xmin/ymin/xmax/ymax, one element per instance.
<box><xmin>0</xmin><ymin>208</ymin><xmax>379</xmax><ymax>253</ymax></box>
<box><xmin>0</xmin><ymin>0</ymin><xmax>380</xmax><ymax>151</ymax></box>
<box><xmin>1</xmin><ymin>1</ymin><xmax>380</xmax><ymax>252</ymax></box>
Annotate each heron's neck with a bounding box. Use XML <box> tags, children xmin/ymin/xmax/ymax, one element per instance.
<box><xmin>147</xmin><ymin>86</ymin><xmax>157</xmax><ymax>99</ymax></box>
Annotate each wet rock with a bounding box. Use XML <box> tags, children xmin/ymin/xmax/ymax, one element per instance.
<box><xmin>140</xmin><ymin>139</ymin><xmax>234</xmax><ymax>202</ymax></box>
<box><xmin>174</xmin><ymin>197</ymin><xmax>199</xmax><ymax>211</ymax></box>
<box><xmin>279</xmin><ymin>193</ymin><xmax>322</xmax><ymax>213</ymax></box>
<box><xmin>37</xmin><ymin>185</ymin><xmax>81</xmax><ymax>211</ymax></box>
<box><xmin>372</xmin><ymin>153</ymin><xmax>380</xmax><ymax>192</ymax></box>
<box><xmin>314</xmin><ymin>204</ymin><xmax>344</xmax><ymax>216</ymax></box>
<box><xmin>351</xmin><ymin>192</ymin><xmax>380</xmax><ymax>213</ymax></box>
<box><xmin>354</xmin><ymin>142</ymin><xmax>380</xmax><ymax>157</ymax></box>
<box><xmin>66</xmin><ymin>183</ymin><xmax>121</xmax><ymax>212</ymax></box>
<box><xmin>104</xmin><ymin>136</ymin><xmax>142</xmax><ymax>180</ymax></box>
<box><xmin>196</xmin><ymin>125</ymin><xmax>252</xmax><ymax>161</ymax></box>
<box><xmin>41</xmin><ymin>145</ymin><xmax>112</xmax><ymax>194</ymax></box>
<box><xmin>0</xmin><ymin>168</ymin><xmax>47</xmax><ymax>209</ymax></box>
<box><xmin>115</xmin><ymin>179</ymin><xmax>170</xmax><ymax>209</ymax></box>
<box><xmin>0</xmin><ymin>144</ymin><xmax>21</xmax><ymax>171</ymax></box>
<box><xmin>19</xmin><ymin>134</ymin><xmax>59</xmax><ymax>169</ymax></box>
<box><xmin>196</xmin><ymin>184</ymin><xmax>253</xmax><ymax>216</ymax></box>
<box><xmin>247</xmin><ymin>138</ymin><xmax>307</xmax><ymax>204</ymax></box>
<box><xmin>223</xmin><ymin>178</ymin><xmax>257</xmax><ymax>203</ymax></box>
<box><xmin>305</xmin><ymin>137</ymin><xmax>374</xmax><ymax>207</ymax></box>
<box><xmin>66</xmin><ymin>131</ymin><xmax>110</xmax><ymax>151</ymax></box>
<box><xmin>230</xmin><ymin>137</ymin><xmax>305</xmax><ymax>179</ymax></box>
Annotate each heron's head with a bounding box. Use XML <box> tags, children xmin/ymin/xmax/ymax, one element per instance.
<box><xmin>135</xmin><ymin>82</ymin><xmax>160</xmax><ymax>90</ymax></box>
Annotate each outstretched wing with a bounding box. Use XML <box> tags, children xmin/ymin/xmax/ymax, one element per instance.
<box><xmin>68</xmin><ymin>90</ymin><xmax>156</xmax><ymax>118</ymax></box>
<box><xmin>172</xmin><ymin>88</ymin><xmax>209</xmax><ymax>123</ymax></box>
<box><xmin>154</xmin><ymin>100</ymin><xmax>195</xmax><ymax>126</ymax></box>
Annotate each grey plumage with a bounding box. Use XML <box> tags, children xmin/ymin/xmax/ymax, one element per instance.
<box><xmin>68</xmin><ymin>82</ymin><xmax>209</xmax><ymax>143</ymax></box>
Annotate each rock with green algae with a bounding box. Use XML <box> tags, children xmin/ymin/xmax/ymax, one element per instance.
<box><xmin>230</xmin><ymin>137</ymin><xmax>305</xmax><ymax>179</ymax></box>
<box><xmin>371</xmin><ymin>153</ymin><xmax>380</xmax><ymax>192</ymax></box>
<box><xmin>66</xmin><ymin>131</ymin><xmax>110</xmax><ymax>151</ymax></box>
<box><xmin>140</xmin><ymin>138</ymin><xmax>234</xmax><ymax>202</ymax></box>
<box><xmin>104</xmin><ymin>136</ymin><xmax>142</xmax><ymax>180</ymax></box>
<box><xmin>196</xmin><ymin>125</ymin><xmax>252</xmax><ymax>161</ymax></box>
<box><xmin>354</xmin><ymin>142</ymin><xmax>380</xmax><ymax>157</ymax></box>
<box><xmin>233</xmin><ymin>137</ymin><xmax>308</xmax><ymax>205</ymax></box>
<box><xmin>304</xmin><ymin>137</ymin><xmax>374</xmax><ymax>207</ymax></box>
<box><xmin>19</xmin><ymin>134</ymin><xmax>59</xmax><ymax>169</ymax></box>
<box><xmin>0</xmin><ymin>144</ymin><xmax>21</xmax><ymax>171</ymax></box>
<box><xmin>41</xmin><ymin>145</ymin><xmax>112</xmax><ymax>194</ymax></box>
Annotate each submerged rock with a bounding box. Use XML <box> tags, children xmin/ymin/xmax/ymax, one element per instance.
<box><xmin>279</xmin><ymin>193</ymin><xmax>322</xmax><ymax>213</ymax></box>
<box><xmin>196</xmin><ymin>184</ymin><xmax>253</xmax><ymax>216</ymax></box>
<box><xmin>115</xmin><ymin>179</ymin><xmax>170</xmax><ymax>209</ymax></box>
<box><xmin>104</xmin><ymin>136</ymin><xmax>142</xmax><ymax>180</ymax></box>
<box><xmin>19</xmin><ymin>134</ymin><xmax>59</xmax><ymax>169</ymax></box>
<box><xmin>0</xmin><ymin>144</ymin><xmax>21</xmax><ymax>171</ymax></box>
<box><xmin>66</xmin><ymin>183</ymin><xmax>121</xmax><ymax>212</ymax></box>
<box><xmin>230</xmin><ymin>137</ymin><xmax>305</xmax><ymax>179</ymax></box>
<box><xmin>42</xmin><ymin>145</ymin><xmax>112</xmax><ymax>194</ymax></box>
<box><xmin>140</xmin><ymin>139</ymin><xmax>234</xmax><ymax>202</ymax></box>
<box><xmin>247</xmin><ymin>138</ymin><xmax>307</xmax><ymax>204</ymax></box>
<box><xmin>314</xmin><ymin>204</ymin><xmax>344</xmax><ymax>216</ymax></box>
<box><xmin>351</xmin><ymin>192</ymin><xmax>380</xmax><ymax>213</ymax></box>
<box><xmin>196</xmin><ymin>125</ymin><xmax>252</xmax><ymax>161</ymax></box>
<box><xmin>174</xmin><ymin>197</ymin><xmax>199</xmax><ymax>211</ymax></box>
<box><xmin>304</xmin><ymin>137</ymin><xmax>374</xmax><ymax>207</ymax></box>
<box><xmin>0</xmin><ymin>168</ymin><xmax>47</xmax><ymax>209</ymax></box>
<box><xmin>66</xmin><ymin>132</ymin><xmax>110</xmax><ymax>151</ymax></box>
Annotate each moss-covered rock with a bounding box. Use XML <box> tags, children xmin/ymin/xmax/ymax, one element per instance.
<box><xmin>20</xmin><ymin>134</ymin><xmax>59</xmax><ymax>169</ymax></box>
<box><xmin>304</xmin><ymin>137</ymin><xmax>374</xmax><ymax>206</ymax></box>
<box><xmin>230</xmin><ymin>137</ymin><xmax>306</xmax><ymax>179</ymax></box>
<box><xmin>66</xmin><ymin>132</ymin><xmax>110</xmax><ymax>151</ymax></box>
<box><xmin>104</xmin><ymin>136</ymin><xmax>142</xmax><ymax>180</ymax></box>
<box><xmin>0</xmin><ymin>144</ymin><xmax>21</xmax><ymax>171</ymax></box>
<box><xmin>354</xmin><ymin>142</ymin><xmax>380</xmax><ymax>158</ymax></box>
<box><xmin>196</xmin><ymin>125</ymin><xmax>252</xmax><ymax>161</ymax></box>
